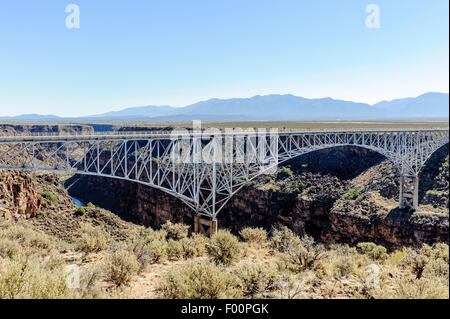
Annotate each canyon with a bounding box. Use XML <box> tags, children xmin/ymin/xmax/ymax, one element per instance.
<box><xmin>1</xmin><ymin>124</ymin><xmax>448</xmax><ymax>250</ymax></box>
<box><xmin>66</xmin><ymin>143</ymin><xmax>449</xmax><ymax>250</ymax></box>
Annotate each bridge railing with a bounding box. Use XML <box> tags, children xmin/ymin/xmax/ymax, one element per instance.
<box><xmin>0</xmin><ymin>127</ymin><xmax>448</xmax><ymax>138</ymax></box>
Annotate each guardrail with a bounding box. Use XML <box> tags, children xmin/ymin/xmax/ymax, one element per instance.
<box><xmin>0</xmin><ymin>127</ymin><xmax>448</xmax><ymax>138</ymax></box>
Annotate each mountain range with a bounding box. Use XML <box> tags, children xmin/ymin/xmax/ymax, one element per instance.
<box><xmin>1</xmin><ymin>92</ymin><xmax>448</xmax><ymax>122</ymax></box>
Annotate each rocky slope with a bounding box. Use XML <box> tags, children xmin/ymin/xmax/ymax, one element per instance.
<box><xmin>0</xmin><ymin>169</ymin><xmax>140</xmax><ymax>245</ymax></box>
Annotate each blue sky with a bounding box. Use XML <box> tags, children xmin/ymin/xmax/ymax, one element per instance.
<box><xmin>0</xmin><ymin>0</ymin><xmax>448</xmax><ymax>116</ymax></box>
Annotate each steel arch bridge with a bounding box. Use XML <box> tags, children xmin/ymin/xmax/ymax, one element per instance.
<box><xmin>0</xmin><ymin>128</ymin><xmax>448</xmax><ymax>221</ymax></box>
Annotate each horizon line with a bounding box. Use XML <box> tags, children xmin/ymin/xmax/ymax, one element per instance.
<box><xmin>1</xmin><ymin>91</ymin><xmax>449</xmax><ymax>118</ymax></box>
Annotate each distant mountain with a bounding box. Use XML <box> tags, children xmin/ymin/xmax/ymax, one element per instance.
<box><xmin>146</xmin><ymin>92</ymin><xmax>448</xmax><ymax>121</ymax></box>
<box><xmin>171</xmin><ymin>95</ymin><xmax>382</xmax><ymax>121</ymax></box>
<box><xmin>373</xmin><ymin>92</ymin><xmax>449</xmax><ymax>118</ymax></box>
<box><xmin>1</xmin><ymin>92</ymin><xmax>448</xmax><ymax>122</ymax></box>
<box><xmin>93</xmin><ymin>105</ymin><xmax>177</xmax><ymax>118</ymax></box>
<box><xmin>0</xmin><ymin>114</ymin><xmax>61</xmax><ymax>121</ymax></box>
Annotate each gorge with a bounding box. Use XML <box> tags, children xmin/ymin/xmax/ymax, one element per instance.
<box><xmin>66</xmin><ymin>143</ymin><xmax>449</xmax><ymax>250</ymax></box>
<box><xmin>1</xmin><ymin>123</ymin><xmax>448</xmax><ymax>250</ymax></box>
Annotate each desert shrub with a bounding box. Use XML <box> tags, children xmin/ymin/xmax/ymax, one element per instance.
<box><xmin>44</xmin><ymin>252</ymin><xmax>66</xmax><ymax>271</ymax></box>
<box><xmin>239</xmin><ymin>227</ymin><xmax>267</xmax><ymax>246</ymax></box>
<box><xmin>0</xmin><ymin>257</ymin><xmax>72</xmax><ymax>299</ymax></box>
<box><xmin>161</xmin><ymin>221</ymin><xmax>189</xmax><ymax>240</ymax></box>
<box><xmin>73</xmin><ymin>222</ymin><xmax>110</xmax><ymax>254</ymax></box>
<box><xmin>147</xmin><ymin>240</ymin><xmax>168</xmax><ymax>263</ymax></box>
<box><xmin>410</xmin><ymin>244</ymin><xmax>449</xmax><ymax>282</ymax></box>
<box><xmin>42</xmin><ymin>191</ymin><xmax>56</xmax><ymax>203</ymax></box>
<box><xmin>269</xmin><ymin>226</ymin><xmax>301</xmax><ymax>252</ymax></box>
<box><xmin>386</xmin><ymin>250</ymin><xmax>405</xmax><ymax>265</ymax></box>
<box><xmin>402</xmin><ymin>245</ymin><xmax>432</xmax><ymax>279</ymax></box>
<box><xmin>104</xmin><ymin>248</ymin><xmax>139</xmax><ymax>287</ymax></box>
<box><xmin>179</xmin><ymin>234</ymin><xmax>208</xmax><ymax>259</ymax></box>
<box><xmin>296</xmin><ymin>181</ymin><xmax>306</xmax><ymax>193</ymax></box>
<box><xmin>391</xmin><ymin>277</ymin><xmax>449</xmax><ymax>299</ymax></box>
<box><xmin>0</xmin><ymin>238</ymin><xmax>22</xmax><ymax>260</ymax></box>
<box><xmin>277</xmin><ymin>167</ymin><xmax>293</xmax><ymax>179</ymax></box>
<box><xmin>131</xmin><ymin>238</ymin><xmax>167</xmax><ymax>270</ymax></box>
<box><xmin>275</xmin><ymin>274</ymin><xmax>307</xmax><ymax>299</ymax></box>
<box><xmin>1</xmin><ymin>223</ymin><xmax>56</xmax><ymax>253</ymax></box>
<box><xmin>424</xmin><ymin>258</ymin><xmax>449</xmax><ymax>281</ymax></box>
<box><xmin>207</xmin><ymin>230</ymin><xmax>241</xmax><ymax>266</ymax></box>
<box><xmin>234</xmin><ymin>263</ymin><xmax>278</xmax><ymax>298</ymax></box>
<box><xmin>159</xmin><ymin>261</ymin><xmax>242</xmax><ymax>299</ymax></box>
<box><xmin>81</xmin><ymin>266</ymin><xmax>104</xmax><ymax>298</ymax></box>
<box><xmin>356</xmin><ymin>242</ymin><xmax>388</xmax><ymax>261</ymax></box>
<box><xmin>330</xmin><ymin>255</ymin><xmax>357</xmax><ymax>277</ymax></box>
<box><xmin>431</xmin><ymin>243</ymin><xmax>449</xmax><ymax>262</ymax></box>
<box><xmin>329</xmin><ymin>244</ymin><xmax>353</xmax><ymax>256</ymax></box>
<box><xmin>344</xmin><ymin>187</ymin><xmax>362</xmax><ymax>200</ymax></box>
<box><xmin>75</xmin><ymin>206</ymin><xmax>86</xmax><ymax>216</ymax></box>
<box><xmin>279</xmin><ymin>236</ymin><xmax>325</xmax><ymax>273</ymax></box>
<box><xmin>167</xmin><ymin>239</ymin><xmax>184</xmax><ymax>260</ymax></box>
<box><xmin>136</xmin><ymin>227</ymin><xmax>167</xmax><ymax>243</ymax></box>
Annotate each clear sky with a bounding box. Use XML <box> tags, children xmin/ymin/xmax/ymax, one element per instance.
<box><xmin>0</xmin><ymin>0</ymin><xmax>448</xmax><ymax>116</ymax></box>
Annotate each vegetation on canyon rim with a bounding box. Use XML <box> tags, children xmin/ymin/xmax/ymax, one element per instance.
<box><xmin>0</xmin><ymin>215</ymin><xmax>448</xmax><ymax>299</ymax></box>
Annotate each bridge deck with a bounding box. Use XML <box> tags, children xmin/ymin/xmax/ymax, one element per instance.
<box><xmin>0</xmin><ymin>128</ymin><xmax>448</xmax><ymax>142</ymax></box>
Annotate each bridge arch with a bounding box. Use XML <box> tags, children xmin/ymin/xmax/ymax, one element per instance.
<box><xmin>0</xmin><ymin>129</ymin><xmax>448</xmax><ymax>226</ymax></box>
<box><xmin>220</xmin><ymin>143</ymin><xmax>403</xmax><ymax>211</ymax></box>
<box><xmin>208</xmin><ymin>131</ymin><xmax>449</xmax><ymax>216</ymax></box>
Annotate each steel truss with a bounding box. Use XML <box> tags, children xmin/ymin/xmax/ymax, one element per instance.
<box><xmin>0</xmin><ymin>129</ymin><xmax>448</xmax><ymax>218</ymax></box>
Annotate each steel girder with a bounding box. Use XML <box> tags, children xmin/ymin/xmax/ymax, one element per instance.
<box><xmin>0</xmin><ymin>129</ymin><xmax>448</xmax><ymax>217</ymax></box>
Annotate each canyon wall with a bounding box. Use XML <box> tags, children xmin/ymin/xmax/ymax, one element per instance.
<box><xmin>0</xmin><ymin>171</ymin><xmax>41</xmax><ymax>220</ymax></box>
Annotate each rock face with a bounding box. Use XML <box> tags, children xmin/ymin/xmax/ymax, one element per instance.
<box><xmin>322</xmin><ymin>208</ymin><xmax>448</xmax><ymax>250</ymax></box>
<box><xmin>67</xmin><ymin>145</ymin><xmax>449</xmax><ymax>250</ymax></box>
<box><xmin>0</xmin><ymin>171</ymin><xmax>41</xmax><ymax>220</ymax></box>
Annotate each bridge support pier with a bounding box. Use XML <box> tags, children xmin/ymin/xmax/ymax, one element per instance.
<box><xmin>194</xmin><ymin>215</ymin><xmax>218</xmax><ymax>237</ymax></box>
<box><xmin>399</xmin><ymin>175</ymin><xmax>419</xmax><ymax>211</ymax></box>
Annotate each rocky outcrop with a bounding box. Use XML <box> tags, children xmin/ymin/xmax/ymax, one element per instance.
<box><xmin>323</xmin><ymin>207</ymin><xmax>448</xmax><ymax>250</ymax></box>
<box><xmin>0</xmin><ymin>171</ymin><xmax>41</xmax><ymax>220</ymax></box>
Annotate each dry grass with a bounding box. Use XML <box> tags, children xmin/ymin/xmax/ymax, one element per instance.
<box><xmin>0</xmin><ymin>219</ymin><xmax>448</xmax><ymax>299</ymax></box>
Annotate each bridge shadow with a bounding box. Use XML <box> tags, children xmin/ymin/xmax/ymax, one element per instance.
<box><xmin>418</xmin><ymin>143</ymin><xmax>449</xmax><ymax>202</ymax></box>
<box><xmin>385</xmin><ymin>207</ymin><xmax>415</xmax><ymax>222</ymax></box>
<box><xmin>284</xmin><ymin>145</ymin><xmax>387</xmax><ymax>180</ymax></box>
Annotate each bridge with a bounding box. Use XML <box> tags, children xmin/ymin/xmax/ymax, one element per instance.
<box><xmin>0</xmin><ymin>128</ymin><xmax>448</xmax><ymax>234</ymax></box>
